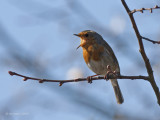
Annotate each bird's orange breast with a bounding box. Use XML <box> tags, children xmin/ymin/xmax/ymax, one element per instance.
<box><xmin>82</xmin><ymin>44</ymin><xmax>104</xmax><ymax>64</ymax></box>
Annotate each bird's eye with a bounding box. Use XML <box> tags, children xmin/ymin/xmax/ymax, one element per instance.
<box><xmin>85</xmin><ymin>34</ymin><xmax>89</xmax><ymax>37</ymax></box>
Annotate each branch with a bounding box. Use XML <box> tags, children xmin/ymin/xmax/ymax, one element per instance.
<box><xmin>8</xmin><ymin>71</ymin><xmax>149</xmax><ymax>86</ymax></box>
<box><xmin>130</xmin><ymin>5</ymin><xmax>160</xmax><ymax>14</ymax></box>
<box><xmin>121</xmin><ymin>0</ymin><xmax>160</xmax><ymax>105</ymax></box>
<box><xmin>141</xmin><ymin>36</ymin><xmax>160</xmax><ymax>44</ymax></box>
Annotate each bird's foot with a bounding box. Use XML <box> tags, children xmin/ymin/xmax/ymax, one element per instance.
<box><xmin>104</xmin><ymin>65</ymin><xmax>118</xmax><ymax>80</ymax></box>
<box><xmin>104</xmin><ymin>71</ymin><xmax>113</xmax><ymax>80</ymax></box>
<box><xmin>87</xmin><ymin>76</ymin><xmax>93</xmax><ymax>84</ymax></box>
<box><xmin>87</xmin><ymin>74</ymin><xmax>99</xmax><ymax>84</ymax></box>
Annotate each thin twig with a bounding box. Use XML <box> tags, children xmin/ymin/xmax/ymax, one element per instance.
<box><xmin>121</xmin><ymin>0</ymin><xmax>160</xmax><ymax>105</ymax></box>
<box><xmin>130</xmin><ymin>5</ymin><xmax>160</xmax><ymax>14</ymax></box>
<box><xmin>8</xmin><ymin>71</ymin><xmax>149</xmax><ymax>86</ymax></box>
<box><xmin>141</xmin><ymin>36</ymin><xmax>160</xmax><ymax>44</ymax></box>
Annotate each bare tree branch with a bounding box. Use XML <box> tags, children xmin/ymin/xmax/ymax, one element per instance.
<box><xmin>7</xmin><ymin>0</ymin><xmax>160</xmax><ymax>107</ymax></box>
<box><xmin>141</xmin><ymin>36</ymin><xmax>160</xmax><ymax>44</ymax></box>
<box><xmin>8</xmin><ymin>71</ymin><xmax>149</xmax><ymax>86</ymax></box>
<box><xmin>121</xmin><ymin>0</ymin><xmax>160</xmax><ymax>105</ymax></box>
<box><xmin>130</xmin><ymin>5</ymin><xmax>160</xmax><ymax>14</ymax></box>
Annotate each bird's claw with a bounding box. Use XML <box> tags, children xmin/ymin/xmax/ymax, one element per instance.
<box><xmin>105</xmin><ymin>65</ymin><xmax>118</xmax><ymax>80</ymax></box>
<box><xmin>87</xmin><ymin>76</ymin><xmax>93</xmax><ymax>84</ymax></box>
<box><xmin>104</xmin><ymin>71</ymin><xmax>112</xmax><ymax>80</ymax></box>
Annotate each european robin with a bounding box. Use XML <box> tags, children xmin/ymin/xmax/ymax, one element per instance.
<box><xmin>74</xmin><ymin>30</ymin><xmax>124</xmax><ymax>104</ymax></box>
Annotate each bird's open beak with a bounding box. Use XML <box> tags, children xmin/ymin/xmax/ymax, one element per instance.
<box><xmin>73</xmin><ymin>34</ymin><xmax>81</xmax><ymax>37</ymax></box>
<box><xmin>76</xmin><ymin>44</ymin><xmax>81</xmax><ymax>50</ymax></box>
<box><xmin>74</xmin><ymin>34</ymin><xmax>81</xmax><ymax>49</ymax></box>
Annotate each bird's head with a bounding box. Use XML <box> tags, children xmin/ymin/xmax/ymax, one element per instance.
<box><xmin>74</xmin><ymin>30</ymin><xmax>103</xmax><ymax>49</ymax></box>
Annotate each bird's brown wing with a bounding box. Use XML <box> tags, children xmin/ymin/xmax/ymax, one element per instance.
<box><xmin>102</xmin><ymin>39</ymin><xmax>120</xmax><ymax>73</ymax></box>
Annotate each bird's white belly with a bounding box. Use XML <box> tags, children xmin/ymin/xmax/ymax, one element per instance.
<box><xmin>87</xmin><ymin>59</ymin><xmax>107</xmax><ymax>75</ymax></box>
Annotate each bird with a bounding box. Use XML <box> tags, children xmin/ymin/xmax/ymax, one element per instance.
<box><xmin>74</xmin><ymin>30</ymin><xmax>124</xmax><ymax>104</ymax></box>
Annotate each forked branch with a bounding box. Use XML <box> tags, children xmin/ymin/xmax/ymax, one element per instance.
<box><xmin>130</xmin><ymin>5</ymin><xmax>160</xmax><ymax>14</ymax></box>
<box><xmin>121</xmin><ymin>0</ymin><xmax>160</xmax><ymax>105</ymax></box>
<box><xmin>141</xmin><ymin>36</ymin><xmax>160</xmax><ymax>44</ymax></box>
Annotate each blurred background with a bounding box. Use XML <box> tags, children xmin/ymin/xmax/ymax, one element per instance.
<box><xmin>0</xmin><ymin>0</ymin><xmax>160</xmax><ymax>120</ymax></box>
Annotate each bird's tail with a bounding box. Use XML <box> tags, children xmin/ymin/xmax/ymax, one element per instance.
<box><xmin>110</xmin><ymin>79</ymin><xmax>124</xmax><ymax>104</ymax></box>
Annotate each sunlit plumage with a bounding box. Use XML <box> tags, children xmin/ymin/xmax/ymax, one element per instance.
<box><xmin>74</xmin><ymin>30</ymin><xmax>124</xmax><ymax>104</ymax></box>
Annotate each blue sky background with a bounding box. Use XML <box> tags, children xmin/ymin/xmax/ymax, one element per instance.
<box><xmin>0</xmin><ymin>0</ymin><xmax>160</xmax><ymax>120</ymax></box>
